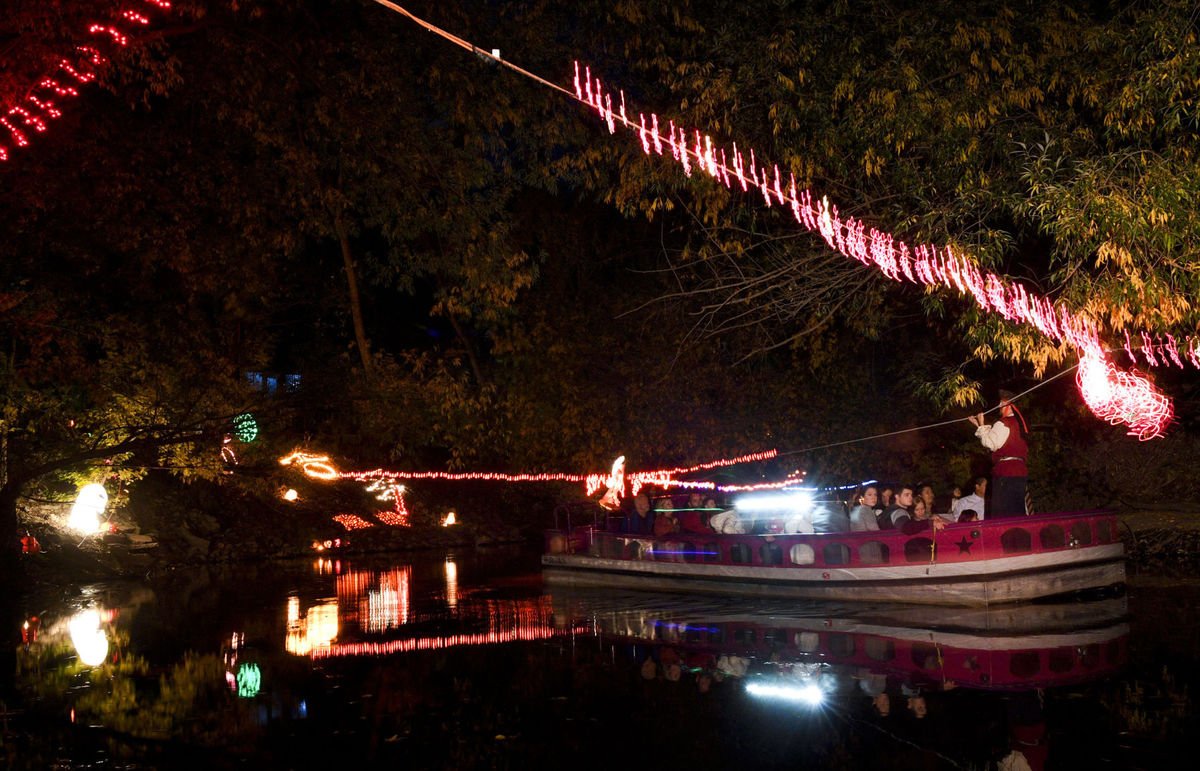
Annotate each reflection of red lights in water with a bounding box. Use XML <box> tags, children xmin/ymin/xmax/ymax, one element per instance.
<box><xmin>309</xmin><ymin>624</ymin><xmax>586</xmax><ymax>658</ymax></box>
<box><xmin>337</xmin><ymin>568</ymin><xmax>412</xmax><ymax>631</ymax></box>
<box><xmin>292</xmin><ymin>589</ymin><xmax>577</xmax><ymax>658</ymax></box>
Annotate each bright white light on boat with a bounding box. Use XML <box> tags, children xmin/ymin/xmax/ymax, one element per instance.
<box><xmin>68</xmin><ymin>483</ymin><xmax>108</xmax><ymax>535</ymax></box>
<box><xmin>734</xmin><ymin>490</ymin><xmax>813</xmax><ymax>513</ymax></box>
<box><xmin>68</xmin><ymin>609</ymin><xmax>108</xmax><ymax>667</ymax></box>
<box><xmin>746</xmin><ymin>681</ymin><xmax>824</xmax><ymax>705</ymax></box>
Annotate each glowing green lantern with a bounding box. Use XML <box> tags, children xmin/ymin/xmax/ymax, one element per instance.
<box><xmin>233</xmin><ymin>413</ymin><xmax>259</xmax><ymax>443</ymax></box>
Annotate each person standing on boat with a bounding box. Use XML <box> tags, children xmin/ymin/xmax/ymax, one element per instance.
<box><xmin>969</xmin><ymin>389</ymin><xmax>1028</xmax><ymax>517</ymax></box>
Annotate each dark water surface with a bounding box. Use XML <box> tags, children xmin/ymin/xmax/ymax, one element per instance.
<box><xmin>4</xmin><ymin>546</ymin><xmax>1198</xmax><ymax>770</ymax></box>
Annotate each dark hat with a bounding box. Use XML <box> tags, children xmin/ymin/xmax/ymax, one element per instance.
<box><xmin>998</xmin><ymin>388</ymin><xmax>1016</xmax><ymax>403</ymax></box>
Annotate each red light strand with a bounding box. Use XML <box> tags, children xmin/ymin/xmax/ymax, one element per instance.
<box><xmin>376</xmin><ymin>6</ymin><xmax>1178</xmax><ymax>437</ymax></box>
<box><xmin>573</xmin><ymin>62</ymin><xmax>1175</xmax><ymax>438</ymax></box>
<box><xmin>0</xmin><ymin>2</ymin><xmax>173</xmax><ymax>164</ymax></box>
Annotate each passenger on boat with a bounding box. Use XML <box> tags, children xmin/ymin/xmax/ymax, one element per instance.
<box><xmin>677</xmin><ymin>492</ymin><xmax>710</xmax><ymax>534</ymax></box>
<box><xmin>917</xmin><ymin>483</ymin><xmax>937</xmax><ymax>516</ymax></box>
<box><xmin>957</xmin><ymin>509</ymin><xmax>978</xmax><ymax>523</ymax></box>
<box><xmin>811</xmin><ymin>494</ymin><xmax>849</xmax><ymax>530</ymax></box>
<box><xmin>887</xmin><ymin>487</ymin><xmax>948</xmax><ymax>534</ymax></box>
<box><xmin>878</xmin><ymin>486</ymin><xmax>895</xmax><ymax>512</ymax></box>
<box><xmin>652</xmin><ymin>498</ymin><xmax>679</xmax><ymax>536</ymax></box>
<box><xmin>709</xmin><ymin>508</ymin><xmax>747</xmax><ymax>534</ymax></box>
<box><xmin>783</xmin><ymin>506</ymin><xmax>816</xmax><ymax>534</ymax></box>
<box><xmin>849</xmin><ymin>486</ymin><xmax>881</xmax><ymax>532</ymax></box>
<box><xmin>628</xmin><ymin>492</ymin><xmax>655</xmax><ymax>534</ymax></box>
<box><xmin>878</xmin><ymin>486</ymin><xmax>913</xmax><ymax>529</ymax></box>
<box><xmin>951</xmin><ymin>476</ymin><xmax>987</xmax><ymax>521</ymax></box>
<box><xmin>969</xmin><ymin>389</ymin><xmax>1028</xmax><ymax>517</ymax></box>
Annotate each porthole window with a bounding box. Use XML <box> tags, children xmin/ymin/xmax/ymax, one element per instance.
<box><xmin>864</xmin><ymin>637</ymin><xmax>894</xmax><ymax>661</ymax></box>
<box><xmin>1070</xmin><ymin>522</ymin><xmax>1093</xmax><ymax>546</ymax></box>
<box><xmin>731</xmin><ymin>543</ymin><xmax>752</xmax><ymax>564</ymax></box>
<box><xmin>823</xmin><ymin>543</ymin><xmax>851</xmax><ymax>565</ymax></box>
<box><xmin>795</xmin><ymin>631</ymin><xmax>819</xmax><ymax>651</ymax></box>
<box><xmin>790</xmin><ymin>544</ymin><xmax>815</xmax><ymax>565</ymax></box>
<box><xmin>1039</xmin><ymin>525</ymin><xmax>1066</xmax><ymax>549</ymax></box>
<box><xmin>826</xmin><ymin>633</ymin><xmax>855</xmax><ymax>657</ymax></box>
<box><xmin>1009</xmin><ymin>651</ymin><xmax>1040</xmax><ymax>677</ymax></box>
<box><xmin>1048</xmin><ymin>648</ymin><xmax>1075</xmax><ymax>673</ymax></box>
<box><xmin>760</xmin><ymin>541</ymin><xmax>784</xmax><ymax>566</ymax></box>
<box><xmin>905</xmin><ymin>538</ymin><xmax>935</xmax><ymax>562</ymax></box>
<box><xmin>859</xmin><ymin>542</ymin><xmax>889</xmax><ymax>564</ymax></box>
<box><xmin>1001</xmin><ymin>528</ymin><xmax>1032</xmax><ymax>554</ymax></box>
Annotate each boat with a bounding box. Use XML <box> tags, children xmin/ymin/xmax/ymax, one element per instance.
<box><xmin>542</xmin><ymin>507</ymin><xmax>1126</xmax><ymax>606</ymax></box>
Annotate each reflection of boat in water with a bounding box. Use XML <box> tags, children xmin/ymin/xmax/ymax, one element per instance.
<box><xmin>547</xmin><ymin>588</ymin><xmax>1129</xmax><ymax>692</ymax></box>
<box><xmin>543</xmin><ymin>510</ymin><xmax>1126</xmax><ymax>606</ymax></box>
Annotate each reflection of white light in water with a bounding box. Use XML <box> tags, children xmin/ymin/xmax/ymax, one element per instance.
<box><xmin>745</xmin><ymin>681</ymin><xmax>824</xmax><ymax>706</ymax></box>
<box><xmin>442</xmin><ymin>510</ymin><xmax>457</xmax><ymax>526</ymax></box>
<box><xmin>444</xmin><ymin>560</ymin><xmax>458</xmax><ymax>609</ymax></box>
<box><xmin>68</xmin><ymin>484</ymin><xmax>108</xmax><ymax>535</ymax></box>
<box><xmin>285</xmin><ymin>600</ymin><xmax>339</xmax><ymax>656</ymax></box>
<box><xmin>68</xmin><ymin>609</ymin><xmax>108</xmax><ymax>666</ymax></box>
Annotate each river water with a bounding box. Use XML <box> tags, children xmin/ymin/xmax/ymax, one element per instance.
<box><xmin>5</xmin><ymin>546</ymin><xmax>1198</xmax><ymax>770</ymax></box>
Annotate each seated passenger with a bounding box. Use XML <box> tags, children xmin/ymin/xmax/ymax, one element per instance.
<box><xmin>813</xmin><ymin>501</ymin><xmax>850</xmax><ymax>533</ymax></box>
<box><xmin>885</xmin><ymin>486</ymin><xmax>947</xmax><ymax>535</ymax></box>
<box><xmin>709</xmin><ymin>508</ymin><xmax>747</xmax><ymax>534</ymax></box>
<box><xmin>628</xmin><ymin>492</ymin><xmax>654</xmax><ymax>534</ymax></box>
<box><xmin>676</xmin><ymin>491</ymin><xmax>710</xmax><ymax>533</ymax></box>
<box><xmin>916</xmin><ymin>483</ymin><xmax>937</xmax><ymax>516</ymax></box>
<box><xmin>782</xmin><ymin>508</ymin><xmax>815</xmax><ymax>534</ymax></box>
<box><xmin>952</xmin><ymin>477</ymin><xmax>987</xmax><ymax>521</ymax></box>
<box><xmin>957</xmin><ymin>508</ymin><xmax>978</xmax><ymax>523</ymax></box>
<box><xmin>878</xmin><ymin>486</ymin><xmax>914</xmax><ymax>529</ymax></box>
<box><xmin>849</xmin><ymin>486</ymin><xmax>881</xmax><ymax>532</ymax></box>
<box><xmin>652</xmin><ymin>498</ymin><xmax>679</xmax><ymax>536</ymax></box>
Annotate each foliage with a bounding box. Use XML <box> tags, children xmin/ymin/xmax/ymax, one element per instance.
<box><xmin>3</xmin><ymin>0</ymin><xmax>1199</xmax><ymax>526</ymax></box>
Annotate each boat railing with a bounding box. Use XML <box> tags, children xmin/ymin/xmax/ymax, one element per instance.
<box><xmin>546</xmin><ymin>501</ymin><xmax>611</xmax><ymax>555</ymax></box>
<box><xmin>573</xmin><ymin>510</ymin><xmax>1122</xmax><ymax>568</ymax></box>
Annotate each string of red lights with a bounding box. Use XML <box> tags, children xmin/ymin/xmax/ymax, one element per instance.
<box><xmin>1</xmin><ymin>1</ymin><xmax>172</xmax><ymax>163</ymax></box>
<box><xmin>573</xmin><ymin>63</ymin><xmax>1175</xmax><ymax>439</ymax></box>
<box><xmin>367</xmin><ymin>2</ymin><xmax>1181</xmax><ymax>438</ymax></box>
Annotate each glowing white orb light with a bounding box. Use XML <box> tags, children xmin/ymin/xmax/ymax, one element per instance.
<box><xmin>282</xmin><ymin>488</ymin><xmax>299</xmax><ymax>502</ymax></box>
<box><xmin>68</xmin><ymin>609</ymin><xmax>109</xmax><ymax>667</ymax></box>
<box><xmin>734</xmin><ymin>490</ymin><xmax>814</xmax><ymax>513</ymax></box>
<box><xmin>68</xmin><ymin>483</ymin><xmax>108</xmax><ymax>535</ymax></box>
<box><xmin>442</xmin><ymin>511</ymin><xmax>457</xmax><ymax>527</ymax></box>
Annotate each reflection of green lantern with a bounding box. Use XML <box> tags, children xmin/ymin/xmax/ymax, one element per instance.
<box><xmin>233</xmin><ymin>413</ymin><xmax>258</xmax><ymax>443</ymax></box>
<box><xmin>237</xmin><ymin>662</ymin><xmax>261</xmax><ymax>698</ymax></box>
